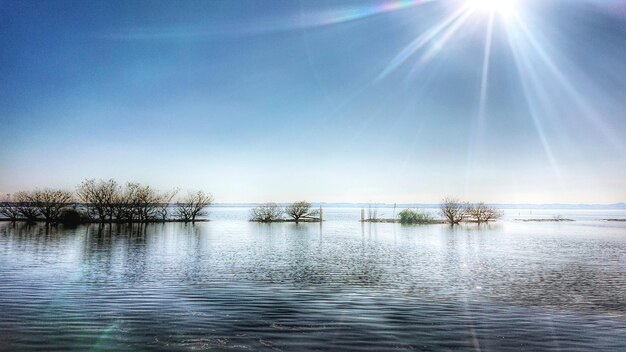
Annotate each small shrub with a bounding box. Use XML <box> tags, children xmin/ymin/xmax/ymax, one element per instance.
<box><xmin>398</xmin><ymin>209</ymin><xmax>433</xmax><ymax>224</ymax></box>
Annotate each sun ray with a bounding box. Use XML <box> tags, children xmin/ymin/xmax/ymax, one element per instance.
<box><xmin>478</xmin><ymin>12</ymin><xmax>495</xmax><ymax>126</ymax></box>
<box><xmin>376</xmin><ymin>4</ymin><xmax>472</xmax><ymax>80</ymax></box>
<box><xmin>505</xmin><ymin>18</ymin><xmax>565</xmax><ymax>186</ymax></box>
<box><xmin>511</xmin><ymin>15</ymin><xmax>625</xmax><ymax>152</ymax></box>
<box><xmin>412</xmin><ymin>8</ymin><xmax>475</xmax><ymax>70</ymax></box>
<box><xmin>464</xmin><ymin>12</ymin><xmax>495</xmax><ymax>196</ymax></box>
<box><xmin>302</xmin><ymin>0</ymin><xmax>435</xmax><ymax>28</ymax></box>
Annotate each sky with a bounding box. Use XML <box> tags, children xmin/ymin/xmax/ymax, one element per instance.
<box><xmin>0</xmin><ymin>0</ymin><xmax>625</xmax><ymax>204</ymax></box>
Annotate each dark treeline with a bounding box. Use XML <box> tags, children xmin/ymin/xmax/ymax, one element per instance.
<box><xmin>0</xmin><ymin>179</ymin><xmax>213</xmax><ymax>224</ymax></box>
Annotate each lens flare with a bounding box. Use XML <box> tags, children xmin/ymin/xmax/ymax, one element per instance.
<box><xmin>469</xmin><ymin>0</ymin><xmax>517</xmax><ymax>17</ymax></box>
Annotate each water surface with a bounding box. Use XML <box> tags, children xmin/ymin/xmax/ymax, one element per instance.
<box><xmin>1</xmin><ymin>207</ymin><xmax>625</xmax><ymax>351</ymax></box>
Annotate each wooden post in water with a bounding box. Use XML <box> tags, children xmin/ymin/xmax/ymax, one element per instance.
<box><xmin>361</xmin><ymin>209</ymin><xmax>365</xmax><ymax>222</ymax></box>
<box><xmin>319</xmin><ymin>207</ymin><xmax>323</xmax><ymax>222</ymax></box>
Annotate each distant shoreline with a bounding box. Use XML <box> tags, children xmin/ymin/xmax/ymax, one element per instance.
<box><xmin>209</xmin><ymin>203</ymin><xmax>626</xmax><ymax>210</ymax></box>
<box><xmin>515</xmin><ymin>218</ymin><xmax>575</xmax><ymax>222</ymax></box>
<box><xmin>249</xmin><ymin>218</ymin><xmax>321</xmax><ymax>223</ymax></box>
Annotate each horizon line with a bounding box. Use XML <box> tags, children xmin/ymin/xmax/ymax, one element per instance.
<box><xmin>210</xmin><ymin>202</ymin><xmax>626</xmax><ymax>208</ymax></box>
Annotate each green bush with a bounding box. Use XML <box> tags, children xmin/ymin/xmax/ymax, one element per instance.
<box><xmin>398</xmin><ymin>209</ymin><xmax>433</xmax><ymax>224</ymax></box>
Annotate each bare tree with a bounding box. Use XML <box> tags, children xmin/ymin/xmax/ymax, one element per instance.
<box><xmin>175</xmin><ymin>191</ymin><xmax>214</xmax><ymax>222</ymax></box>
<box><xmin>0</xmin><ymin>194</ymin><xmax>22</xmax><ymax>221</ymax></box>
<box><xmin>112</xmin><ymin>182</ymin><xmax>139</xmax><ymax>222</ymax></box>
<box><xmin>131</xmin><ymin>184</ymin><xmax>161</xmax><ymax>222</ymax></box>
<box><xmin>250</xmin><ymin>203</ymin><xmax>283</xmax><ymax>222</ymax></box>
<box><xmin>76</xmin><ymin>179</ymin><xmax>120</xmax><ymax>222</ymax></box>
<box><xmin>284</xmin><ymin>201</ymin><xmax>319</xmax><ymax>223</ymax></box>
<box><xmin>14</xmin><ymin>191</ymin><xmax>39</xmax><ymax>222</ymax></box>
<box><xmin>31</xmin><ymin>188</ymin><xmax>73</xmax><ymax>222</ymax></box>
<box><xmin>467</xmin><ymin>202</ymin><xmax>502</xmax><ymax>223</ymax></box>
<box><xmin>440</xmin><ymin>197</ymin><xmax>467</xmax><ymax>225</ymax></box>
<box><xmin>157</xmin><ymin>188</ymin><xmax>179</xmax><ymax>221</ymax></box>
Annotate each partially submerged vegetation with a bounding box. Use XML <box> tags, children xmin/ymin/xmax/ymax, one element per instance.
<box><xmin>440</xmin><ymin>198</ymin><xmax>503</xmax><ymax>225</ymax></box>
<box><xmin>440</xmin><ymin>197</ymin><xmax>467</xmax><ymax>225</ymax></box>
<box><xmin>250</xmin><ymin>203</ymin><xmax>284</xmax><ymax>222</ymax></box>
<box><xmin>175</xmin><ymin>191</ymin><xmax>214</xmax><ymax>222</ymax></box>
<box><xmin>361</xmin><ymin>198</ymin><xmax>502</xmax><ymax>225</ymax></box>
<box><xmin>516</xmin><ymin>218</ymin><xmax>575</xmax><ymax>222</ymax></box>
<box><xmin>250</xmin><ymin>201</ymin><xmax>322</xmax><ymax>223</ymax></box>
<box><xmin>362</xmin><ymin>208</ymin><xmax>443</xmax><ymax>224</ymax></box>
<box><xmin>0</xmin><ymin>178</ymin><xmax>212</xmax><ymax>224</ymax></box>
<box><xmin>514</xmin><ymin>214</ymin><xmax>574</xmax><ymax>222</ymax></box>
<box><xmin>3</xmin><ymin>185</ymin><xmax>600</xmax><ymax>227</ymax></box>
<box><xmin>285</xmin><ymin>201</ymin><xmax>320</xmax><ymax>223</ymax></box>
<box><xmin>398</xmin><ymin>209</ymin><xmax>437</xmax><ymax>224</ymax></box>
<box><xmin>1</xmin><ymin>190</ymin><xmax>75</xmax><ymax>223</ymax></box>
<box><xmin>466</xmin><ymin>202</ymin><xmax>503</xmax><ymax>223</ymax></box>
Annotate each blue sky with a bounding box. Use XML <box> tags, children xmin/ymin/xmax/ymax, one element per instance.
<box><xmin>1</xmin><ymin>0</ymin><xmax>625</xmax><ymax>203</ymax></box>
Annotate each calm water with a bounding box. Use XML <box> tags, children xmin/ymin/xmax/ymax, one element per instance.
<box><xmin>1</xmin><ymin>207</ymin><xmax>625</xmax><ymax>351</ymax></box>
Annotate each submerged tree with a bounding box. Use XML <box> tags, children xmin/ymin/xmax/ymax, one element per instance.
<box><xmin>130</xmin><ymin>184</ymin><xmax>161</xmax><ymax>222</ymax></box>
<box><xmin>250</xmin><ymin>203</ymin><xmax>283</xmax><ymax>222</ymax></box>
<box><xmin>176</xmin><ymin>191</ymin><xmax>214</xmax><ymax>222</ymax></box>
<box><xmin>14</xmin><ymin>191</ymin><xmax>39</xmax><ymax>222</ymax></box>
<box><xmin>440</xmin><ymin>197</ymin><xmax>467</xmax><ymax>225</ymax></box>
<box><xmin>284</xmin><ymin>201</ymin><xmax>319</xmax><ymax>223</ymax></box>
<box><xmin>111</xmin><ymin>182</ymin><xmax>139</xmax><ymax>221</ymax></box>
<box><xmin>0</xmin><ymin>194</ymin><xmax>22</xmax><ymax>221</ymax></box>
<box><xmin>31</xmin><ymin>188</ymin><xmax>73</xmax><ymax>222</ymax></box>
<box><xmin>3</xmin><ymin>179</ymin><xmax>203</xmax><ymax>224</ymax></box>
<box><xmin>156</xmin><ymin>188</ymin><xmax>179</xmax><ymax>221</ymax></box>
<box><xmin>467</xmin><ymin>202</ymin><xmax>502</xmax><ymax>223</ymax></box>
<box><xmin>76</xmin><ymin>178</ymin><xmax>120</xmax><ymax>222</ymax></box>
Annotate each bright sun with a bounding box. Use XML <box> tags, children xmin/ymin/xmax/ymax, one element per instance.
<box><xmin>469</xmin><ymin>0</ymin><xmax>517</xmax><ymax>17</ymax></box>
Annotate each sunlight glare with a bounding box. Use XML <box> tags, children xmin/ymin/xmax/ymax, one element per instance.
<box><xmin>469</xmin><ymin>0</ymin><xmax>517</xmax><ymax>17</ymax></box>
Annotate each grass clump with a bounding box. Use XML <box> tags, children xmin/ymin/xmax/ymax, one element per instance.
<box><xmin>398</xmin><ymin>209</ymin><xmax>433</xmax><ymax>224</ymax></box>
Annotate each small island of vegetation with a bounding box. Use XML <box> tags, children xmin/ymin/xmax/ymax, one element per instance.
<box><xmin>361</xmin><ymin>198</ymin><xmax>503</xmax><ymax>225</ymax></box>
<box><xmin>250</xmin><ymin>201</ymin><xmax>322</xmax><ymax>223</ymax></box>
<box><xmin>0</xmin><ymin>178</ymin><xmax>213</xmax><ymax>224</ymax></box>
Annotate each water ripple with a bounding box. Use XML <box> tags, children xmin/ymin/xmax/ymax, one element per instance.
<box><xmin>1</xmin><ymin>214</ymin><xmax>625</xmax><ymax>351</ymax></box>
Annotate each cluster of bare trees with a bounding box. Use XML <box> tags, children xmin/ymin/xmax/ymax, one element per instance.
<box><xmin>76</xmin><ymin>179</ymin><xmax>188</xmax><ymax>222</ymax></box>
<box><xmin>250</xmin><ymin>201</ymin><xmax>320</xmax><ymax>223</ymax></box>
<box><xmin>175</xmin><ymin>190</ymin><xmax>214</xmax><ymax>222</ymax></box>
<box><xmin>250</xmin><ymin>203</ymin><xmax>284</xmax><ymax>222</ymax></box>
<box><xmin>1</xmin><ymin>184</ymin><xmax>504</xmax><ymax>227</ymax></box>
<box><xmin>467</xmin><ymin>202</ymin><xmax>503</xmax><ymax>223</ymax></box>
<box><xmin>0</xmin><ymin>179</ymin><xmax>213</xmax><ymax>223</ymax></box>
<box><xmin>0</xmin><ymin>189</ymin><xmax>73</xmax><ymax>222</ymax></box>
<box><xmin>440</xmin><ymin>197</ymin><xmax>502</xmax><ymax>225</ymax></box>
